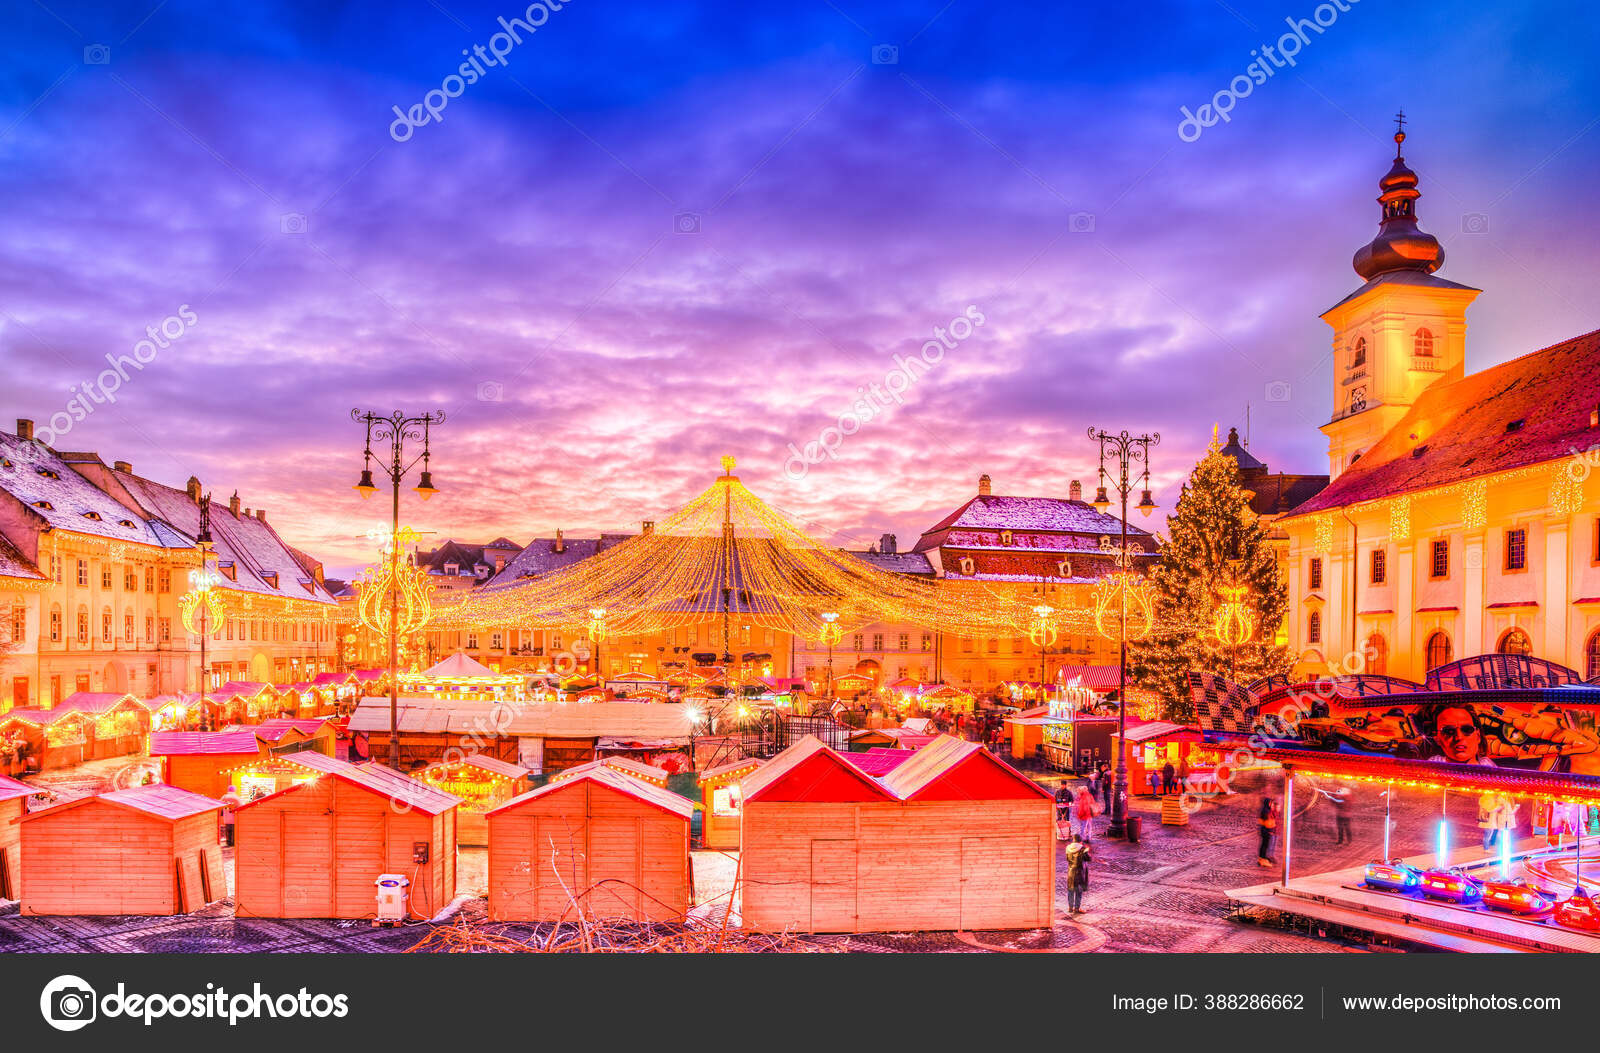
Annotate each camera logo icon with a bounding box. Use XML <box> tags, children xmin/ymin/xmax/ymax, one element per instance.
<box><xmin>476</xmin><ymin>380</ymin><xmax>505</xmax><ymax>402</ymax></box>
<box><xmin>1265</xmin><ymin>380</ymin><xmax>1292</xmax><ymax>402</ymax></box>
<box><xmin>41</xmin><ymin>975</ymin><xmax>97</xmax><ymax>1032</ymax></box>
<box><xmin>871</xmin><ymin>44</ymin><xmax>899</xmax><ymax>65</ymax></box>
<box><xmin>280</xmin><ymin>213</ymin><xmax>308</xmax><ymax>235</ymax></box>
<box><xmin>674</xmin><ymin>212</ymin><xmax>701</xmax><ymax>234</ymax></box>
<box><xmin>1068</xmin><ymin>211</ymin><xmax>1095</xmax><ymax>233</ymax></box>
<box><xmin>83</xmin><ymin>44</ymin><xmax>111</xmax><ymax>65</ymax></box>
<box><xmin>1461</xmin><ymin>212</ymin><xmax>1489</xmax><ymax>234</ymax></box>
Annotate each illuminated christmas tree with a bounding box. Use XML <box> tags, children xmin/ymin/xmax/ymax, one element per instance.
<box><xmin>1130</xmin><ymin>433</ymin><xmax>1291</xmax><ymax>720</ymax></box>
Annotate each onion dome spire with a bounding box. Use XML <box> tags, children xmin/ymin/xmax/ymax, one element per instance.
<box><xmin>1352</xmin><ymin>111</ymin><xmax>1445</xmax><ymax>281</ymax></box>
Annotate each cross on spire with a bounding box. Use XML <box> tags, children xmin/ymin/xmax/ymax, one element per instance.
<box><xmin>1393</xmin><ymin>108</ymin><xmax>1407</xmax><ymax>157</ymax></box>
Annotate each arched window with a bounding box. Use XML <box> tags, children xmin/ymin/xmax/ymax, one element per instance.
<box><xmin>1585</xmin><ymin>629</ymin><xmax>1600</xmax><ymax>680</ymax></box>
<box><xmin>1307</xmin><ymin>610</ymin><xmax>1322</xmax><ymax>645</ymax></box>
<box><xmin>1426</xmin><ymin>630</ymin><xmax>1453</xmax><ymax>671</ymax></box>
<box><xmin>1498</xmin><ymin>628</ymin><xmax>1533</xmax><ymax>657</ymax></box>
<box><xmin>1414</xmin><ymin>328</ymin><xmax>1434</xmax><ymax>357</ymax></box>
<box><xmin>1363</xmin><ymin>632</ymin><xmax>1388</xmax><ymax>674</ymax></box>
<box><xmin>1351</xmin><ymin>337</ymin><xmax>1367</xmax><ymax>369</ymax></box>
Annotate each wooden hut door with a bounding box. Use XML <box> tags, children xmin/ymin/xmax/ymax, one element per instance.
<box><xmin>285</xmin><ymin>814</ymin><xmax>335</xmax><ymax>916</ymax></box>
<box><xmin>959</xmin><ymin>837</ymin><xmax>1039</xmax><ymax>930</ymax></box>
<box><xmin>808</xmin><ymin>839</ymin><xmax>857</xmax><ymax>933</ymax></box>
<box><xmin>587</xmin><ymin>819</ymin><xmax>640</xmax><ymax>920</ymax></box>
<box><xmin>335</xmin><ymin>813</ymin><xmax>385</xmax><ymax>917</ymax></box>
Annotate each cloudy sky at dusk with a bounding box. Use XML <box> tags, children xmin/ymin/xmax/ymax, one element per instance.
<box><xmin>3</xmin><ymin>0</ymin><xmax>1597</xmax><ymax>575</ymax></box>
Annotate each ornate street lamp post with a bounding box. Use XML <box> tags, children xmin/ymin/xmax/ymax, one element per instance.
<box><xmin>352</xmin><ymin>408</ymin><xmax>445</xmax><ymax>769</ymax></box>
<box><xmin>179</xmin><ymin>494</ymin><xmax>223</xmax><ymax>729</ymax></box>
<box><xmin>1088</xmin><ymin>427</ymin><xmax>1159</xmax><ymax>839</ymax></box>
<box><xmin>819</xmin><ymin>612</ymin><xmax>842</xmax><ymax>699</ymax></box>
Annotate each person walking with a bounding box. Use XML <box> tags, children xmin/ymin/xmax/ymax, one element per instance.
<box><xmin>1072</xmin><ymin>785</ymin><xmax>1100</xmax><ymax>839</ymax></box>
<box><xmin>1176</xmin><ymin>755</ymin><xmax>1191</xmax><ymax>795</ymax></box>
<box><xmin>1161</xmin><ymin>761</ymin><xmax>1176</xmax><ymax>796</ymax></box>
<box><xmin>1258</xmin><ymin>795</ymin><xmax>1278</xmax><ymax>866</ymax></box>
<box><xmin>1064</xmin><ymin>835</ymin><xmax>1092</xmax><ymax>915</ymax></box>
<box><xmin>219</xmin><ymin>789</ymin><xmax>240</xmax><ymax>848</ymax></box>
<box><xmin>1331</xmin><ymin>787</ymin><xmax>1353</xmax><ymax>845</ymax></box>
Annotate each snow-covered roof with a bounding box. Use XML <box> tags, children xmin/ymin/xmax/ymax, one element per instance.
<box><xmin>846</xmin><ymin>550</ymin><xmax>936</xmax><ymax>575</ymax></box>
<box><xmin>114</xmin><ymin>472</ymin><xmax>336</xmax><ymax>606</ymax></box>
<box><xmin>0</xmin><ymin>529</ymin><xmax>43</xmax><ymax>580</ymax></box>
<box><xmin>485</xmin><ymin>533</ymin><xmax>633</xmax><ymax>588</ymax></box>
<box><xmin>915</xmin><ymin>493</ymin><xmax>1153</xmax><ymax>554</ymax></box>
<box><xmin>0</xmin><ymin>437</ymin><xmax>165</xmax><ymax>547</ymax></box>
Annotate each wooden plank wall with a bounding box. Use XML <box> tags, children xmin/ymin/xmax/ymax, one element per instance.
<box><xmin>21</xmin><ymin>802</ymin><xmax>178</xmax><ymax>915</ymax></box>
<box><xmin>0</xmin><ymin>798</ymin><xmax>22</xmax><ymax>900</ymax></box>
<box><xmin>487</xmin><ymin>782</ymin><xmax>689</xmax><ymax>923</ymax></box>
<box><xmin>741</xmin><ymin>799</ymin><xmax>1053</xmax><ymax>933</ymax></box>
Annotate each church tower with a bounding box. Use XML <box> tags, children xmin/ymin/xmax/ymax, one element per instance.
<box><xmin>1320</xmin><ymin>117</ymin><xmax>1480</xmax><ymax>481</ymax></box>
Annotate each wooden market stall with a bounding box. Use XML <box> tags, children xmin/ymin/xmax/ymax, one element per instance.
<box><xmin>486</xmin><ymin>763</ymin><xmax>693</xmax><ymax>923</ymax></box>
<box><xmin>151</xmin><ymin>729</ymin><xmax>267</xmax><ymax>798</ymax></box>
<box><xmin>0</xmin><ymin>774</ymin><xmax>31</xmax><ymax>899</ymax></box>
<box><xmin>57</xmin><ymin>693</ymin><xmax>149</xmax><ymax>759</ymax></box>
<box><xmin>412</xmin><ymin>754</ymin><xmax>531</xmax><ymax>844</ymax></box>
<box><xmin>740</xmin><ymin>735</ymin><xmax>1055</xmax><ymax>933</ymax></box>
<box><xmin>234</xmin><ymin>753</ymin><xmax>460</xmax><ymax>920</ymax></box>
<box><xmin>1109</xmin><ymin>720</ymin><xmax>1216</xmax><ymax>796</ymax></box>
<box><xmin>0</xmin><ymin>708</ymin><xmax>88</xmax><ymax>771</ymax></box>
<box><xmin>216</xmin><ymin>682</ymin><xmax>279</xmax><ymax>723</ymax></box>
<box><xmin>549</xmin><ymin>755</ymin><xmax>669</xmax><ymax>787</ymax></box>
<box><xmin>697</xmin><ymin>757</ymin><xmax>763</xmax><ymax>850</ymax></box>
<box><xmin>239</xmin><ymin>717</ymin><xmax>339</xmax><ymax>757</ymax></box>
<box><xmin>18</xmin><ymin>784</ymin><xmax>225</xmax><ymax>916</ymax></box>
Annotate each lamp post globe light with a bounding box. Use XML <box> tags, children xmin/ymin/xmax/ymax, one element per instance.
<box><xmin>1087</xmin><ymin>426</ymin><xmax>1159</xmax><ymax>840</ymax></box>
<box><xmin>352</xmin><ymin>408</ymin><xmax>445</xmax><ymax>769</ymax></box>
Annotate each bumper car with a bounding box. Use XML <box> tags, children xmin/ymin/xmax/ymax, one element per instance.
<box><xmin>1555</xmin><ymin>889</ymin><xmax>1600</xmax><ymax>932</ymax></box>
<box><xmin>1419</xmin><ymin>866</ymin><xmax>1485</xmax><ymax>903</ymax></box>
<box><xmin>1363</xmin><ymin>859</ymin><xmax>1423</xmax><ymax>893</ymax></box>
<box><xmin>1481</xmin><ymin>879</ymin><xmax>1556</xmax><ymax>916</ymax></box>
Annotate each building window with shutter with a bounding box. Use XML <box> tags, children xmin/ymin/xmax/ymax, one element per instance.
<box><xmin>159</xmin><ymin>618</ymin><xmax>171</xmax><ymax>642</ymax></box>
<box><xmin>1308</xmin><ymin>558</ymin><xmax>1322</xmax><ymax>590</ymax></box>
<box><xmin>1307</xmin><ymin>610</ymin><xmax>1322</xmax><ymax>645</ymax></box>
<box><xmin>1370</xmin><ymin>549</ymin><xmax>1386</xmax><ymax>584</ymax></box>
<box><xmin>101</xmin><ymin>565</ymin><xmax>112</xmax><ymax>589</ymax></box>
<box><xmin>76</xmin><ymin>560</ymin><xmax>87</xmax><ymax>587</ymax></box>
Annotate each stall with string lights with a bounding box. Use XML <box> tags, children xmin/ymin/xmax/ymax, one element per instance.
<box><xmin>411</xmin><ymin>754</ymin><xmax>531</xmax><ymax>844</ymax></box>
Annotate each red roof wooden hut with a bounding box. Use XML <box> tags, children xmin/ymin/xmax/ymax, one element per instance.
<box><xmin>0</xmin><ymin>774</ymin><xmax>30</xmax><ymax>899</ymax></box>
<box><xmin>234</xmin><ymin>753</ymin><xmax>460</xmax><ymax>920</ymax></box>
<box><xmin>19</xmin><ymin>785</ymin><xmax>225</xmax><ymax>916</ymax></box>
<box><xmin>486</xmin><ymin>763</ymin><xmax>693</xmax><ymax>924</ymax></box>
<box><xmin>697</xmin><ymin>757</ymin><xmax>763</xmax><ymax>850</ymax></box>
<box><xmin>151</xmin><ymin>729</ymin><xmax>266</xmax><ymax>798</ymax></box>
<box><xmin>740</xmin><ymin>735</ymin><xmax>1054</xmax><ymax>933</ymax></box>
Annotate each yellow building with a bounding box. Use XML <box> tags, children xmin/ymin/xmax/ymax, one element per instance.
<box><xmin>1278</xmin><ymin>129</ymin><xmax>1600</xmax><ymax>681</ymax></box>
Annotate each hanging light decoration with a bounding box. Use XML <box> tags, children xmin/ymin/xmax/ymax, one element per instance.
<box><xmin>1090</xmin><ymin>536</ymin><xmax>1155</xmax><ymax>641</ymax></box>
<box><xmin>354</xmin><ymin>525</ymin><xmax>434</xmax><ymax>649</ymax></box>
<box><xmin>1027</xmin><ymin>603</ymin><xmax>1058</xmax><ymax>648</ymax></box>
<box><xmin>178</xmin><ymin>566</ymin><xmax>226</xmax><ymax>639</ymax></box>
<box><xmin>1211</xmin><ymin>582</ymin><xmax>1257</xmax><ymax>648</ymax></box>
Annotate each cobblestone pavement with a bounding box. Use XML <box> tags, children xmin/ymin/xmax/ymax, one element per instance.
<box><xmin>0</xmin><ymin>765</ymin><xmax>1482</xmax><ymax>952</ymax></box>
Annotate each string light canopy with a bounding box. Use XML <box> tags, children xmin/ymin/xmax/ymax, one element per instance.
<box><xmin>436</xmin><ymin>459</ymin><xmax>1106</xmax><ymax>640</ymax></box>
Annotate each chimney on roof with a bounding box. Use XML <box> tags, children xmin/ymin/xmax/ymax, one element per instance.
<box><xmin>494</xmin><ymin>555</ymin><xmax>505</xmax><ymax>573</ymax></box>
<box><xmin>1592</xmin><ymin>405</ymin><xmax>1599</xmax><ymax>428</ymax></box>
<box><xmin>244</xmin><ymin>507</ymin><xmax>252</xmax><ymax>519</ymax></box>
<box><xmin>978</xmin><ymin>474</ymin><xmax>992</xmax><ymax>497</ymax></box>
<box><xmin>1069</xmin><ymin>480</ymin><xmax>1082</xmax><ymax>502</ymax></box>
<box><xmin>113</xmin><ymin>460</ymin><xmax>132</xmax><ymax>473</ymax></box>
<box><xmin>229</xmin><ymin>492</ymin><xmax>240</xmax><ymax>517</ymax></box>
<box><xmin>642</xmin><ymin>520</ymin><xmax>654</xmax><ymax>535</ymax></box>
<box><xmin>554</xmin><ymin>529</ymin><xmax>565</xmax><ymax>554</ymax></box>
<box><xmin>879</xmin><ymin>532</ymin><xmax>897</xmax><ymax>555</ymax></box>
<box><xmin>185</xmin><ymin>476</ymin><xmax>201</xmax><ymax>502</ymax></box>
<box><xmin>16</xmin><ymin>419</ymin><xmax>33</xmax><ymax>441</ymax></box>
<box><xmin>256</xmin><ymin>508</ymin><xmax>266</xmax><ymax>523</ymax></box>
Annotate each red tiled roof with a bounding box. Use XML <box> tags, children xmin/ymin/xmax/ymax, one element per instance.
<box><xmin>1286</xmin><ymin>329</ymin><xmax>1600</xmax><ymax>516</ymax></box>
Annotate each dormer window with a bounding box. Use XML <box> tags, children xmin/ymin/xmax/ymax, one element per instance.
<box><xmin>35</xmin><ymin>467</ymin><xmax>59</xmax><ymax>479</ymax></box>
<box><xmin>1413</xmin><ymin>328</ymin><xmax>1434</xmax><ymax>357</ymax></box>
<box><xmin>1350</xmin><ymin>337</ymin><xmax>1366</xmax><ymax>369</ymax></box>
<box><xmin>1505</xmin><ymin>419</ymin><xmax>1525</xmax><ymax>433</ymax></box>
<box><xmin>33</xmin><ymin>500</ymin><xmax>53</xmax><ymax>510</ymax></box>
<box><xmin>444</xmin><ymin>562</ymin><xmax>459</xmax><ymax>575</ymax></box>
<box><xmin>262</xmin><ymin>572</ymin><xmax>279</xmax><ymax>588</ymax></box>
<box><xmin>999</xmin><ymin>530</ymin><xmax>1013</xmax><ymax>546</ymax></box>
<box><xmin>81</xmin><ymin>511</ymin><xmax>102</xmax><ymax>521</ymax></box>
<box><xmin>119</xmin><ymin>519</ymin><xmax>135</xmax><ymax>529</ymax></box>
<box><xmin>218</xmin><ymin>562</ymin><xmax>237</xmax><ymax>582</ymax></box>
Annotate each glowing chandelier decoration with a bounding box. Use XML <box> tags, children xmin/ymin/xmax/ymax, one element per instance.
<box><xmin>178</xmin><ymin>566</ymin><xmax>226</xmax><ymax>639</ymax></box>
<box><xmin>587</xmin><ymin>606</ymin><xmax>609</xmax><ymax>644</ymax></box>
<box><xmin>1090</xmin><ymin>536</ymin><xmax>1155</xmax><ymax>641</ymax></box>
<box><xmin>434</xmin><ymin>459</ymin><xmax>1105</xmax><ymax>639</ymax></box>
<box><xmin>1026</xmin><ymin>603</ymin><xmax>1058</xmax><ymax>648</ymax></box>
<box><xmin>354</xmin><ymin>525</ymin><xmax>434</xmax><ymax>647</ymax></box>
<box><xmin>1211</xmin><ymin>582</ymin><xmax>1258</xmax><ymax>649</ymax></box>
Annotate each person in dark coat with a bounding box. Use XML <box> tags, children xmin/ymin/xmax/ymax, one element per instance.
<box><xmin>1161</xmin><ymin>761</ymin><xmax>1177</xmax><ymax>796</ymax></box>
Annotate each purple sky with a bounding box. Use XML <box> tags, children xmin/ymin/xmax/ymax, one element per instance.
<box><xmin>3</xmin><ymin>0</ymin><xmax>1597</xmax><ymax>576</ymax></box>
